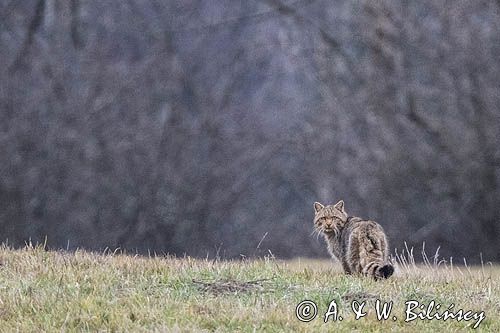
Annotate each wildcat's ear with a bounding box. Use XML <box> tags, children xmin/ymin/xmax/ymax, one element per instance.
<box><xmin>314</xmin><ymin>202</ymin><xmax>324</xmax><ymax>213</ymax></box>
<box><xmin>333</xmin><ymin>200</ymin><xmax>345</xmax><ymax>212</ymax></box>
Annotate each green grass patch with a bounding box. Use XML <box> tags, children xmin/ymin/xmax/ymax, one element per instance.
<box><xmin>0</xmin><ymin>246</ymin><xmax>497</xmax><ymax>332</ymax></box>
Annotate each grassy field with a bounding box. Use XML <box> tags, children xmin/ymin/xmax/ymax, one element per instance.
<box><xmin>0</xmin><ymin>245</ymin><xmax>497</xmax><ymax>332</ymax></box>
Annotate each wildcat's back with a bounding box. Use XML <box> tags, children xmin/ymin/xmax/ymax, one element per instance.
<box><xmin>341</xmin><ymin>216</ymin><xmax>393</xmax><ymax>279</ymax></box>
<box><xmin>313</xmin><ymin>200</ymin><xmax>394</xmax><ymax>280</ymax></box>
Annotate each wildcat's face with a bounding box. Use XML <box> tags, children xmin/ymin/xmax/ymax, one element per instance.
<box><xmin>313</xmin><ymin>200</ymin><xmax>348</xmax><ymax>235</ymax></box>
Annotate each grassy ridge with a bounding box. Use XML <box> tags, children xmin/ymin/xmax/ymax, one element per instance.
<box><xmin>0</xmin><ymin>246</ymin><xmax>497</xmax><ymax>332</ymax></box>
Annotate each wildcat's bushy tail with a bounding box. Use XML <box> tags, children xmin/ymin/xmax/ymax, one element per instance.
<box><xmin>363</xmin><ymin>261</ymin><xmax>394</xmax><ymax>280</ymax></box>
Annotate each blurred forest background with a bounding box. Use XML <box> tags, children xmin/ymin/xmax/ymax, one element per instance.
<box><xmin>1</xmin><ymin>0</ymin><xmax>499</xmax><ymax>262</ymax></box>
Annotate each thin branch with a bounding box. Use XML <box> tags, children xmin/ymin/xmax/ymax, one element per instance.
<box><xmin>167</xmin><ymin>0</ymin><xmax>316</xmax><ymax>34</ymax></box>
<box><xmin>260</xmin><ymin>0</ymin><xmax>365</xmax><ymax>85</ymax></box>
<box><xmin>9</xmin><ymin>0</ymin><xmax>46</xmax><ymax>72</ymax></box>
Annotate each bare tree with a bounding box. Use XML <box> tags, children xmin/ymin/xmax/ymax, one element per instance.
<box><xmin>0</xmin><ymin>0</ymin><xmax>499</xmax><ymax>261</ymax></box>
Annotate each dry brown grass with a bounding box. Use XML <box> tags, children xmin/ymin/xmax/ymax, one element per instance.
<box><xmin>0</xmin><ymin>245</ymin><xmax>497</xmax><ymax>332</ymax></box>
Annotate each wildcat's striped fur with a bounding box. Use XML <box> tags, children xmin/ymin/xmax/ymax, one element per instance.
<box><xmin>313</xmin><ymin>200</ymin><xmax>394</xmax><ymax>280</ymax></box>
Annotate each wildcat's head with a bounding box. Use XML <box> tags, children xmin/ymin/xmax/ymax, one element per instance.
<box><xmin>313</xmin><ymin>200</ymin><xmax>348</xmax><ymax>236</ymax></box>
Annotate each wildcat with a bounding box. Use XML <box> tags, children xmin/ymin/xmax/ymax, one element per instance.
<box><xmin>313</xmin><ymin>200</ymin><xmax>394</xmax><ymax>279</ymax></box>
